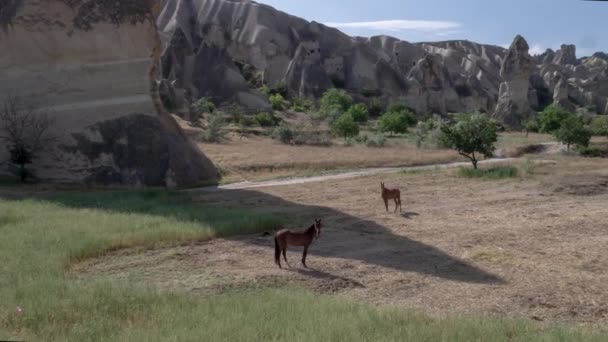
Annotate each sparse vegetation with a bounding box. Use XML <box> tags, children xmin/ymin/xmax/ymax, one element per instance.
<box><xmin>191</xmin><ymin>97</ymin><xmax>215</xmax><ymax>115</ymax></box>
<box><xmin>255</xmin><ymin>112</ymin><xmax>278</xmax><ymax>127</ymax></box>
<box><xmin>272</xmin><ymin>123</ymin><xmax>296</xmax><ymax>144</ymax></box>
<box><xmin>457</xmin><ymin>166</ymin><xmax>519</xmax><ymax>179</ymax></box>
<box><xmin>440</xmin><ymin>113</ymin><xmax>497</xmax><ymax>169</ymax></box>
<box><xmin>553</xmin><ymin>115</ymin><xmax>591</xmax><ymax>151</ymax></box>
<box><xmin>198</xmin><ymin>112</ymin><xmax>227</xmax><ymax>143</ymax></box>
<box><xmin>0</xmin><ymin>95</ymin><xmax>56</xmax><ymax>182</ymax></box>
<box><xmin>591</xmin><ymin>115</ymin><xmax>608</xmax><ymax>138</ymax></box>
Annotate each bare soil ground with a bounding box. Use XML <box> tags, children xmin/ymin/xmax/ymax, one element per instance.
<box><xmin>75</xmin><ymin>156</ymin><xmax>608</xmax><ymax>325</ymax></box>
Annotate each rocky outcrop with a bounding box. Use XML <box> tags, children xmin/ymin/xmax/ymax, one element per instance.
<box><xmin>0</xmin><ymin>0</ymin><xmax>217</xmax><ymax>187</ymax></box>
<box><xmin>493</xmin><ymin>35</ymin><xmax>535</xmax><ymax>127</ymax></box>
<box><xmin>158</xmin><ymin>0</ymin><xmax>608</xmax><ymax>125</ymax></box>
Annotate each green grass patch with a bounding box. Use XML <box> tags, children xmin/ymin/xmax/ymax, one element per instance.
<box><xmin>458</xmin><ymin>166</ymin><xmax>519</xmax><ymax>180</ymax></box>
<box><xmin>1</xmin><ymin>190</ymin><xmax>607</xmax><ymax>341</ymax></box>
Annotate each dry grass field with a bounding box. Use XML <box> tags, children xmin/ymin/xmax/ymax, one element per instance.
<box><xmin>75</xmin><ymin>155</ymin><xmax>608</xmax><ymax>325</ymax></box>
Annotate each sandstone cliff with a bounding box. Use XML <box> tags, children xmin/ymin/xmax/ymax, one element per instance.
<box><xmin>0</xmin><ymin>0</ymin><xmax>217</xmax><ymax>187</ymax></box>
<box><xmin>158</xmin><ymin>0</ymin><xmax>608</xmax><ymax>128</ymax></box>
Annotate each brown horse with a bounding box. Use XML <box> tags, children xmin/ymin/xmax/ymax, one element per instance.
<box><xmin>381</xmin><ymin>182</ymin><xmax>402</xmax><ymax>212</ymax></box>
<box><xmin>274</xmin><ymin>218</ymin><xmax>322</xmax><ymax>268</ymax></box>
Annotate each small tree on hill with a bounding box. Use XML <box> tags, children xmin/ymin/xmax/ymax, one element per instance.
<box><xmin>346</xmin><ymin>103</ymin><xmax>369</xmax><ymax>123</ymax></box>
<box><xmin>269</xmin><ymin>93</ymin><xmax>285</xmax><ymax>111</ymax></box>
<box><xmin>537</xmin><ymin>105</ymin><xmax>574</xmax><ymax>133</ymax></box>
<box><xmin>0</xmin><ymin>95</ymin><xmax>56</xmax><ymax>182</ymax></box>
<box><xmin>319</xmin><ymin>89</ymin><xmax>353</xmax><ymax>122</ymax></box>
<box><xmin>378</xmin><ymin>107</ymin><xmax>415</xmax><ymax>136</ymax></box>
<box><xmin>554</xmin><ymin>115</ymin><xmax>591</xmax><ymax>151</ymax></box>
<box><xmin>333</xmin><ymin>113</ymin><xmax>359</xmax><ymax>139</ymax></box>
<box><xmin>440</xmin><ymin>113</ymin><xmax>497</xmax><ymax>169</ymax></box>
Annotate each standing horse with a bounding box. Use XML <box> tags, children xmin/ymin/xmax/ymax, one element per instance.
<box><xmin>274</xmin><ymin>218</ymin><xmax>322</xmax><ymax>268</ymax></box>
<box><xmin>381</xmin><ymin>182</ymin><xmax>402</xmax><ymax>212</ymax></box>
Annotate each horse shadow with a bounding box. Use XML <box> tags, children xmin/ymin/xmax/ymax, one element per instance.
<box><xmin>401</xmin><ymin>212</ymin><xmax>420</xmax><ymax>219</ymax></box>
<box><xmin>286</xmin><ymin>267</ymin><xmax>365</xmax><ymax>289</ymax></box>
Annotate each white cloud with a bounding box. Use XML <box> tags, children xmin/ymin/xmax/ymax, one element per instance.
<box><xmin>324</xmin><ymin>20</ymin><xmax>462</xmax><ymax>34</ymax></box>
<box><xmin>528</xmin><ymin>44</ymin><xmax>546</xmax><ymax>56</ymax></box>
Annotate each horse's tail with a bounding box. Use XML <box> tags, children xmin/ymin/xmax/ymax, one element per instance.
<box><xmin>274</xmin><ymin>236</ymin><xmax>281</xmax><ymax>265</ymax></box>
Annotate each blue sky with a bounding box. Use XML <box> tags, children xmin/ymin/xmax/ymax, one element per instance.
<box><xmin>256</xmin><ymin>0</ymin><xmax>607</xmax><ymax>57</ymax></box>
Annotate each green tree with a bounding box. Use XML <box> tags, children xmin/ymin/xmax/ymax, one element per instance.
<box><xmin>537</xmin><ymin>105</ymin><xmax>574</xmax><ymax>133</ymax></box>
<box><xmin>255</xmin><ymin>112</ymin><xmax>277</xmax><ymax>127</ymax></box>
<box><xmin>554</xmin><ymin>115</ymin><xmax>592</xmax><ymax>151</ymax></box>
<box><xmin>319</xmin><ymin>89</ymin><xmax>353</xmax><ymax>122</ymax></box>
<box><xmin>524</xmin><ymin>118</ymin><xmax>540</xmax><ymax>136</ymax></box>
<box><xmin>333</xmin><ymin>113</ymin><xmax>359</xmax><ymax>139</ymax></box>
<box><xmin>591</xmin><ymin>115</ymin><xmax>608</xmax><ymax>138</ymax></box>
<box><xmin>346</xmin><ymin>103</ymin><xmax>369</xmax><ymax>123</ymax></box>
<box><xmin>191</xmin><ymin>97</ymin><xmax>215</xmax><ymax>114</ymax></box>
<box><xmin>378</xmin><ymin>108</ymin><xmax>415</xmax><ymax>136</ymax></box>
<box><xmin>269</xmin><ymin>94</ymin><xmax>285</xmax><ymax>111</ymax></box>
<box><xmin>440</xmin><ymin>113</ymin><xmax>498</xmax><ymax>169</ymax></box>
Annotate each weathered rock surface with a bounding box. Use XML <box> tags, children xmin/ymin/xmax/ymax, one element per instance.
<box><xmin>0</xmin><ymin>0</ymin><xmax>217</xmax><ymax>187</ymax></box>
<box><xmin>158</xmin><ymin>0</ymin><xmax>608</xmax><ymax>125</ymax></box>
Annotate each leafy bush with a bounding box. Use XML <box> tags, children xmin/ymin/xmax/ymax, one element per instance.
<box><xmin>577</xmin><ymin>146</ymin><xmax>608</xmax><ymax>158</ymax></box>
<box><xmin>269</xmin><ymin>93</ymin><xmax>285</xmax><ymax>111</ymax></box>
<box><xmin>440</xmin><ymin>113</ymin><xmax>497</xmax><ymax>169</ymax></box>
<box><xmin>591</xmin><ymin>115</ymin><xmax>608</xmax><ymax>137</ymax></box>
<box><xmin>191</xmin><ymin>97</ymin><xmax>215</xmax><ymax>114</ymax></box>
<box><xmin>346</xmin><ymin>103</ymin><xmax>369</xmax><ymax>123</ymax></box>
<box><xmin>537</xmin><ymin>105</ymin><xmax>574</xmax><ymax>133</ymax></box>
<box><xmin>524</xmin><ymin>118</ymin><xmax>540</xmax><ymax>133</ymax></box>
<box><xmin>333</xmin><ymin>113</ymin><xmax>360</xmax><ymax>139</ymax></box>
<box><xmin>319</xmin><ymin>89</ymin><xmax>353</xmax><ymax>122</ymax></box>
<box><xmin>291</xmin><ymin>97</ymin><xmax>317</xmax><ymax>112</ymax></box>
<box><xmin>458</xmin><ymin>166</ymin><xmax>519</xmax><ymax>180</ymax></box>
<box><xmin>198</xmin><ymin>113</ymin><xmax>227</xmax><ymax>143</ymax></box>
<box><xmin>255</xmin><ymin>112</ymin><xmax>278</xmax><ymax>127</ymax></box>
<box><xmin>261</xmin><ymin>82</ymin><xmax>288</xmax><ymax>97</ymax></box>
<box><xmin>378</xmin><ymin>108</ymin><xmax>415</xmax><ymax>136</ymax></box>
<box><xmin>368</xmin><ymin>97</ymin><xmax>386</xmax><ymax>118</ymax></box>
<box><xmin>272</xmin><ymin>123</ymin><xmax>295</xmax><ymax>144</ymax></box>
<box><xmin>554</xmin><ymin>115</ymin><xmax>592</xmax><ymax>151</ymax></box>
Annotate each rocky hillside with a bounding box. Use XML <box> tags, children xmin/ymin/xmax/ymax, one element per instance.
<box><xmin>0</xmin><ymin>0</ymin><xmax>217</xmax><ymax>187</ymax></box>
<box><xmin>158</xmin><ymin>0</ymin><xmax>608</xmax><ymax>128</ymax></box>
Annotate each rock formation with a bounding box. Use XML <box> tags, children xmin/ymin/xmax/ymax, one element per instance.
<box><xmin>158</xmin><ymin>0</ymin><xmax>608</xmax><ymax>126</ymax></box>
<box><xmin>0</xmin><ymin>0</ymin><xmax>217</xmax><ymax>187</ymax></box>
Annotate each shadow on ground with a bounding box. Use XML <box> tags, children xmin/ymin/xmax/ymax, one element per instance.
<box><xmin>0</xmin><ymin>187</ymin><xmax>505</xmax><ymax>285</ymax></box>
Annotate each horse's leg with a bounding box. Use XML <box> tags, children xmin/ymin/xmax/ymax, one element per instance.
<box><xmin>399</xmin><ymin>197</ymin><xmax>403</xmax><ymax>212</ymax></box>
<box><xmin>282</xmin><ymin>246</ymin><xmax>290</xmax><ymax>268</ymax></box>
<box><xmin>383</xmin><ymin>198</ymin><xmax>389</xmax><ymax>211</ymax></box>
<box><xmin>302</xmin><ymin>245</ymin><xmax>309</xmax><ymax>268</ymax></box>
<box><xmin>394</xmin><ymin>198</ymin><xmax>398</xmax><ymax>212</ymax></box>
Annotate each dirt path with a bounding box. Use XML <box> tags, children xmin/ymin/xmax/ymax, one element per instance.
<box><xmin>195</xmin><ymin>157</ymin><xmax>547</xmax><ymax>191</ymax></box>
<box><xmin>78</xmin><ymin>157</ymin><xmax>608</xmax><ymax>324</ymax></box>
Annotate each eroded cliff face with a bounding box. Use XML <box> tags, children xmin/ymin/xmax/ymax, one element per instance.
<box><xmin>0</xmin><ymin>0</ymin><xmax>217</xmax><ymax>187</ymax></box>
<box><xmin>158</xmin><ymin>0</ymin><xmax>608</xmax><ymax>128</ymax></box>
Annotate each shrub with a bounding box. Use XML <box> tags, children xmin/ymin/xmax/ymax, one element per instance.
<box><xmin>440</xmin><ymin>113</ymin><xmax>497</xmax><ymax>169</ymax></box>
<box><xmin>524</xmin><ymin>118</ymin><xmax>540</xmax><ymax>134</ymax></box>
<box><xmin>591</xmin><ymin>115</ymin><xmax>608</xmax><ymax>137</ymax></box>
<box><xmin>458</xmin><ymin>166</ymin><xmax>519</xmax><ymax>180</ymax></box>
<box><xmin>368</xmin><ymin>97</ymin><xmax>385</xmax><ymax>118</ymax></box>
<box><xmin>198</xmin><ymin>113</ymin><xmax>227</xmax><ymax>143</ymax></box>
<box><xmin>291</xmin><ymin>97</ymin><xmax>316</xmax><ymax>112</ymax></box>
<box><xmin>191</xmin><ymin>97</ymin><xmax>215</xmax><ymax>114</ymax></box>
<box><xmin>554</xmin><ymin>115</ymin><xmax>592</xmax><ymax>151</ymax></box>
<box><xmin>537</xmin><ymin>105</ymin><xmax>574</xmax><ymax>133</ymax></box>
<box><xmin>319</xmin><ymin>89</ymin><xmax>353</xmax><ymax>122</ymax></box>
<box><xmin>255</xmin><ymin>112</ymin><xmax>278</xmax><ymax>127</ymax></box>
<box><xmin>225</xmin><ymin>103</ymin><xmax>244</xmax><ymax>124</ymax></box>
<box><xmin>333</xmin><ymin>113</ymin><xmax>359</xmax><ymax>139</ymax></box>
<box><xmin>346</xmin><ymin>103</ymin><xmax>369</xmax><ymax>123</ymax></box>
<box><xmin>378</xmin><ymin>108</ymin><xmax>415</xmax><ymax>136</ymax></box>
<box><xmin>272</xmin><ymin>123</ymin><xmax>295</xmax><ymax>144</ymax></box>
<box><xmin>577</xmin><ymin>146</ymin><xmax>608</xmax><ymax>158</ymax></box>
<box><xmin>269</xmin><ymin>94</ymin><xmax>285</xmax><ymax>111</ymax></box>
